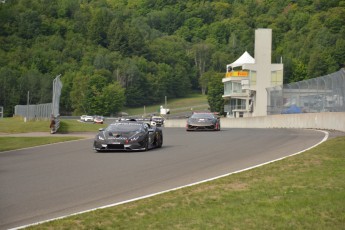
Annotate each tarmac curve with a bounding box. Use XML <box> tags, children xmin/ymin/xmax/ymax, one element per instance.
<box><xmin>0</xmin><ymin>128</ymin><xmax>328</xmax><ymax>230</ymax></box>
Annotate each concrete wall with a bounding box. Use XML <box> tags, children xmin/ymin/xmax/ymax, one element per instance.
<box><xmin>165</xmin><ymin>112</ymin><xmax>345</xmax><ymax>132</ymax></box>
<box><xmin>252</xmin><ymin>29</ymin><xmax>271</xmax><ymax>117</ymax></box>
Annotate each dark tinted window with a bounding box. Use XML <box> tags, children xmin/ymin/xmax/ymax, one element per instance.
<box><xmin>191</xmin><ymin>113</ymin><xmax>215</xmax><ymax>119</ymax></box>
<box><xmin>107</xmin><ymin>123</ymin><xmax>143</xmax><ymax>132</ymax></box>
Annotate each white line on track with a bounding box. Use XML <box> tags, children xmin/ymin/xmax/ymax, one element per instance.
<box><xmin>10</xmin><ymin>130</ymin><xmax>329</xmax><ymax>230</ymax></box>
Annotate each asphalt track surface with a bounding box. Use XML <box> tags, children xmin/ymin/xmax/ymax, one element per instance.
<box><xmin>0</xmin><ymin>128</ymin><xmax>327</xmax><ymax>229</ymax></box>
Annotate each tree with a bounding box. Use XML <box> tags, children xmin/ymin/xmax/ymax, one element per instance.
<box><xmin>69</xmin><ymin>73</ymin><xmax>125</xmax><ymax>115</ymax></box>
<box><xmin>199</xmin><ymin>70</ymin><xmax>214</xmax><ymax>95</ymax></box>
<box><xmin>334</xmin><ymin>38</ymin><xmax>345</xmax><ymax>69</ymax></box>
<box><xmin>149</xmin><ymin>63</ymin><xmax>170</xmax><ymax>101</ymax></box>
<box><xmin>0</xmin><ymin>67</ymin><xmax>21</xmax><ymax>116</ymax></box>
<box><xmin>146</xmin><ymin>7</ymin><xmax>182</xmax><ymax>35</ymax></box>
<box><xmin>308</xmin><ymin>49</ymin><xmax>335</xmax><ymax>78</ymax></box>
<box><xmin>207</xmin><ymin>72</ymin><xmax>224</xmax><ymax>114</ymax></box>
<box><xmin>1</xmin><ymin>0</ymin><xmax>344</xmax><ymax>117</ymax></box>
<box><xmin>16</xmin><ymin>10</ymin><xmax>42</xmax><ymax>39</ymax></box>
<box><xmin>125</xmin><ymin>81</ymin><xmax>151</xmax><ymax>107</ymax></box>
<box><xmin>56</xmin><ymin>0</ymin><xmax>79</xmax><ymax>18</ymax></box>
<box><xmin>211</xmin><ymin>51</ymin><xmax>231</xmax><ymax>72</ymax></box>
<box><xmin>290</xmin><ymin>58</ymin><xmax>308</xmax><ymax>83</ymax></box>
<box><xmin>70</xmin><ymin>73</ymin><xmax>91</xmax><ymax>114</ymax></box>
<box><xmin>88</xmin><ymin>7</ymin><xmax>112</xmax><ymax>47</ymax></box>
<box><xmin>107</xmin><ymin>18</ymin><xmax>128</xmax><ymax>54</ymax></box>
<box><xmin>122</xmin><ymin>57</ymin><xmax>153</xmax><ymax>107</ymax></box>
<box><xmin>175</xmin><ymin>17</ymin><xmax>205</xmax><ymax>42</ymax></box>
<box><xmin>170</xmin><ymin>62</ymin><xmax>191</xmax><ymax>98</ymax></box>
<box><xmin>192</xmin><ymin>42</ymin><xmax>215</xmax><ymax>93</ymax></box>
<box><xmin>97</xmin><ymin>82</ymin><xmax>125</xmax><ymax>116</ymax></box>
<box><xmin>60</xmin><ymin>72</ymin><xmax>75</xmax><ymax>115</ymax></box>
<box><xmin>113</xmin><ymin>57</ymin><xmax>140</xmax><ymax>88</ymax></box>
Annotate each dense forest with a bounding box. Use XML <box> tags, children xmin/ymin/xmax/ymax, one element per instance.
<box><xmin>0</xmin><ymin>0</ymin><xmax>344</xmax><ymax>117</ymax></box>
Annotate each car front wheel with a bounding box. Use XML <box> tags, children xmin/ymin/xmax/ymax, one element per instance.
<box><xmin>156</xmin><ymin>133</ymin><xmax>163</xmax><ymax>148</ymax></box>
<box><xmin>144</xmin><ymin>137</ymin><xmax>149</xmax><ymax>151</ymax></box>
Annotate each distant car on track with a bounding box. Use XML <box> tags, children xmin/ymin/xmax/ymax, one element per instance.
<box><xmin>80</xmin><ymin>115</ymin><xmax>94</xmax><ymax>122</ymax></box>
<box><xmin>80</xmin><ymin>115</ymin><xmax>87</xmax><ymax>121</ymax></box>
<box><xmin>93</xmin><ymin>120</ymin><xmax>163</xmax><ymax>152</ymax></box>
<box><xmin>186</xmin><ymin>112</ymin><xmax>221</xmax><ymax>131</ymax></box>
<box><xmin>93</xmin><ymin>116</ymin><xmax>104</xmax><ymax>124</ymax></box>
<box><xmin>151</xmin><ymin>115</ymin><xmax>164</xmax><ymax>127</ymax></box>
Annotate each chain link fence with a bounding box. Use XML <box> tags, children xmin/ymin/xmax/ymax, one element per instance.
<box><xmin>267</xmin><ymin>68</ymin><xmax>345</xmax><ymax>114</ymax></box>
<box><xmin>52</xmin><ymin>74</ymin><xmax>62</xmax><ymax>118</ymax></box>
<box><xmin>14</xmin><ymin>75</ymin><xmax>63</xmax><ymax>133</ymax></box>
<box><xmin>14</xmin><ymin>103</ymin><xmax>52</xmax><ymax>120</ymax></box>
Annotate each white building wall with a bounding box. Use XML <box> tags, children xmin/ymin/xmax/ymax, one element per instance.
<box><xmin>254</xmin><ymin>29</ymin><xmax>272</xmax><ymax>116</ymax></box>
<box><xmin>224</xmin><ymin>28</ymin><xmax>283</xmax><ymax>118</ymax></box>
<box><xmin>243</xmin><ymin>28</ymin><xmax>283</xmax><ymax>117</ymax></box>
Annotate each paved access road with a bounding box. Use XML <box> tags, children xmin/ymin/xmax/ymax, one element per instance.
<box><xmin>0</xmin><ymin>128</ymin><xmax>326</xmax><ymax>229</ymax></box>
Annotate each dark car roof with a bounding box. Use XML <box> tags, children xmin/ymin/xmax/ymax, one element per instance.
<box><xmin>190</xmin><ymin>112</ymin><xmax>216</xmax><ymax>118</ymax></box>
<box><xmin>105</xmin><ymin>121</ymin><xmax>147</xmax><ymax>132</ymax></box>
<box><xmin>111</xmin><ymin>120</ymin><xmax>144</xmax><ymax>125</ymax></box>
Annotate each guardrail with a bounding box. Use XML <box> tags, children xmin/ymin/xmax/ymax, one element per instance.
<box><xmin>164</xmin><ymin>112</ymin><xmax>345</xmax><ymax>132</ymax></box>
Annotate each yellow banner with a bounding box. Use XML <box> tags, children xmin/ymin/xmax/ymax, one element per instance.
<box><xmin>226</xmin><ymin>71</ymin><xmax>248</xmax><ymax>77</ymax></box>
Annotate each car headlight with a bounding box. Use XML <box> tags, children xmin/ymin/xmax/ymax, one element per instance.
<box><xmin>129</xmin><ymin>135</ymin><xmax>140</xmax><ymax>142</ymax></box>
<box><xmin>97</xmin><ymin>135</ymin><xmax>105</xmax><ymax>140</ymax></box>
<box><xmin>128</xmin><ymin>132</ymin><xmax>143</xmax><ymax>142</ymax></box>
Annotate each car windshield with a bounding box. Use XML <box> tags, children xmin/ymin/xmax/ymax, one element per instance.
<box><xmin>191</xmin><ymin>113</ymin><xmax>215</xmax><ymax>119</ymax></box>
<box><xmin>107</xmin><ymin>123</ymin><xmax>143</xmax><ymax>132</ymax></box>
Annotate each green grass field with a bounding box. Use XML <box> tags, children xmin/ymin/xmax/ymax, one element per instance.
<box><xmin>0</xmin><ymin>117</ymin><xmax>106</xmax><ymax>134</ymax></box>
<box><xmin>0</xmin><ymin>118</ymin><xmax>104</xmax><ymax>151</ymax></box>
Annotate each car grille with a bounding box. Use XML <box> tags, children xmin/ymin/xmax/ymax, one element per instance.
<box><xmin>188</xmin><ymin>125</ymin><xmax>215</xmax><ymax>130</ymax></box>
<box><xmin>107</xmin><ymin>144</ymin><xmax>125</xmax><ymax>150</ymax></box>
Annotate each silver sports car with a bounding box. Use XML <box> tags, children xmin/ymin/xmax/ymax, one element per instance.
<box><xmin>186</xmin><ymin>112</ymin><xmax>221</xmax><ymax>131</ymax></box>
<box><xmin>93</xmin><ymin>120</ymin><xmax>163</xmax><ymax>152</ymax></box>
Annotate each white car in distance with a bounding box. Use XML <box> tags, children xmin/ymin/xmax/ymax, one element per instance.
<box><xmin>80</xmin><ymin>115</ymin><xmax>94</xmax><ymax>122</ymax></box>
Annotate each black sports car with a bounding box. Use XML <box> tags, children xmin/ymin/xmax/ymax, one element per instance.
<box><xmin>186</xmin><ymin>112</ymin><xmax>221</xmax><ymax>131</ymax></box>
<box><xmin>93</xmin><ymin>120</ymin><xmax>163</xmax><ymax>152</ymax></box>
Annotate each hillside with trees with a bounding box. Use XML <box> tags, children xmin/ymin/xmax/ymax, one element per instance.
<box><xmin>0</xmin><ymin>0</ymin><xmax>344</xmax><ymax>117</ymax></box>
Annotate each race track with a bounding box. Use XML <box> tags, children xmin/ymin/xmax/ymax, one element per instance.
<box><xmin>0</xmin><ymin>128</ymin><xmax>326</xmax><ymax>229</ymax></box>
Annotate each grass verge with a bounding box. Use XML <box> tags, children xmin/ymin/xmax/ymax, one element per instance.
<box><xmin>58</xmin><ymin>119</ymin><xmax>107</xmax><ymax>132</ymax></box>
<box><xmin>0</xmin><ymin>117</ymin><xmax>106</xmax><ymax>133</ymax></box>
<box><xmin>0</xmin><ymin>136</ymin><xmax>83</xmax><ymax>152</ymax></box>
<box><xmin>0</xmin><ymin>118</ymin><xmax>100</xmax><ymax>152</ymax></box>
<box><xmin>0</xmin><ymin>117</ymin><xmax>51</xmax><ymax>133</ymax></box>
<box><xmin>123</xmin><ymin>93</ymin><xmax>208</xmax><ymax>116</ymax></box>
<box><xmin>27</xmin><ymin>136</ymin><xmax>345</xmax><ymax>229</ymax></box>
